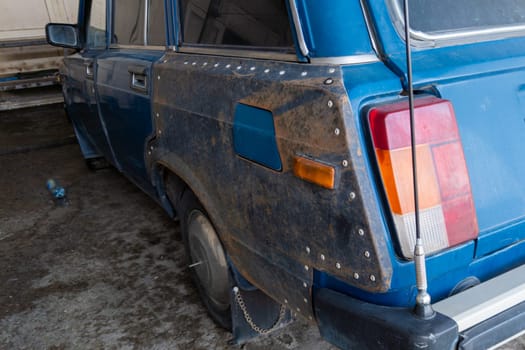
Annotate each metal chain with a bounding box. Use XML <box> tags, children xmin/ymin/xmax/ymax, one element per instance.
<box><xmin>233</xmin><ymin>286</ymin><xmax>287</xmax><ymax>335</ymax></box>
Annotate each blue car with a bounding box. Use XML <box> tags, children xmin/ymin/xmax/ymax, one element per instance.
<box><xmin>46</xmin><ymin>1</ymin><xmax>525</xmax><ymax>348</ymax></box>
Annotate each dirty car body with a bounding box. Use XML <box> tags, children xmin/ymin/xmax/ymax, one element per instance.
<box><xmin>46</xmin><ymin>0</ymin><xmax>525</xmax><ymax>349</ymax></box>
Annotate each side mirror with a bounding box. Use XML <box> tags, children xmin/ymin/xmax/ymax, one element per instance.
<box><xmin>46</xmin><ymin>23</ymin><xmax>80</xmax><ymax>49</ymax></box>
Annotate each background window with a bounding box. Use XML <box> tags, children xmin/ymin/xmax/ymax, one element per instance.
<box><xmin>148</xmin><ymin>0</ymin><xmax>167</xmax><ymax>46</ymax></box>
<box><xmin>180</xmin><ymin>0</ymin><xmax>293</xmax><ymax>48</ymax></box>
<box><xmin>87</xmin><ymin>0</ymin><xmax>106</xmax><ymax>48</ymax></box>
<box><xmin>112</xmin><ymin>0</ymin><xmax>145</xmax><ymax>45</ymax></box>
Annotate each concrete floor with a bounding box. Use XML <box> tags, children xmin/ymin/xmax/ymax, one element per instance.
<box><xmin>0</xmin><ymin>105</ymin><xmax>523</xmax><ymax>349</ymax></box>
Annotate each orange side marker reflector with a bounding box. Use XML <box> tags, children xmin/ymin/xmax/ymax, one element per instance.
<box><xmin>293</xmin><ymin>156</ymin><xmax>335</xmax><ymax>189</ymax></box>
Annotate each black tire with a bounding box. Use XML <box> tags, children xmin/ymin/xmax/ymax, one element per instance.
<box><xmin>178</xmin><ymin>189</ymin><xmax>232</xmax><ymax>330</ymax></box>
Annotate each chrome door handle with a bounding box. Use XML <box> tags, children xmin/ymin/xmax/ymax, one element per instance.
<box><xmin>128</xmin><ymin>65</ymin><xmax>148</xmax><ymax>92</ymax></box>
<box><xmin>131</xmin><ymin>72</ymin><xmax>147</xmax><ymax>92</ymax></box>
<box><xmin>85</xmin><ymin>62</ymin><xmax>94</xmax><ymax>78</ymax></box>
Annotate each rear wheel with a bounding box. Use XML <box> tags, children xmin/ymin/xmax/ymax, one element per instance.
<box><xmin>178</xmin><ymin>190</ymin><xmax>232</xmax><ymax>329</ymax></box>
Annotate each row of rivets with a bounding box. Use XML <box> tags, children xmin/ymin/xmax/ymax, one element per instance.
<box><xmin>304</xmin><ymin>242</ymin><xmax>375</xmax><ymax>283</ymax></box>
<box><xmin>177</xmin><ymin>61</ymin><xmax>339</xmax><ymax>81</ymax></box>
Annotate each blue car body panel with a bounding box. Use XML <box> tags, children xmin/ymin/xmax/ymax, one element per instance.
<box><xmin>233</xmin><ymin>103</ymin><xmax>283</xmax><ymax>171</ymax></box>
<box><xmin>97</xmin><ymin>49</ymin><xmax>164</xmax><ymax>194</ymax></box>
<box><xmin>63</xmin><ymin>51</ymin><xmax>116</xmax><ymax>164</ymax></box>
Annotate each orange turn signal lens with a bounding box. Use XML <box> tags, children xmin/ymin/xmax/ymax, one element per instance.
<box><xmin>293</xmin><ymin>156</ymin><xmax>335</xmax><ymax>189</ymax></box>
<box><xmin>376</xmin><ymin>145</ymin><xmax>441</xmax><ymax>215</ymax></box>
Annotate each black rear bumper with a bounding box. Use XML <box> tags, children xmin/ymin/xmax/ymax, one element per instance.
<box><xmin>314</xmin><ymin>288</ymin><xmax>525</xmax><ymax>350</ymax></box>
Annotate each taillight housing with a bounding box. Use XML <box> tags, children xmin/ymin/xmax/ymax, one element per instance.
<box><xmin>369</xmin><ymin>97</ymin><xmax>478</xmax><ymax>258</ymax></box>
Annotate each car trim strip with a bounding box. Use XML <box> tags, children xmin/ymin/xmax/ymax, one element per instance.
<box><xmin>433</xmin><ymin>264</ymin><xmax>525</xmax><ymax>332</ymax></box>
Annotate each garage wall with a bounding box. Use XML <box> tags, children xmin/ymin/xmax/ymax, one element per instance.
<box><xmin>0</xmin><ymin>0</ymin><xmax>78</xmax><ymax>42</ymax></box>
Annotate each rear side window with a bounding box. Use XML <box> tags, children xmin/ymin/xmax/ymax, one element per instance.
<box><xmin>112</xmin><ymin>0</ymin><xmax>166</xmax><ymax>46</ymax></box>
<box><xmin>113</xmin><ymin>0</ymin><xmax>145</xmax><ymax>45</ymax></box>
<box><xmin>390</xmin><ymin>0</ymin><xmax>525</xmax><ymax>44</ymax></box>
<box><xmin>180</xmin><ymin>0</ymin><xmax>293</xmax><ymax>48</ymax></box>
<box><xmin>148</xmin><ymin>0</ymin><xmax>167</xmax><ymax>46</ymax></box>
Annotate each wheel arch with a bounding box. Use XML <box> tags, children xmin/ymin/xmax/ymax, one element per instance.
<box><xmin>150</xmin><ymin>156</ymin><xmax>229</xmax><ymax>243</ymax></box>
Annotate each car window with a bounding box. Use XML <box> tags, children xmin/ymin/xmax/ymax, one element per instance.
<box><xmin>86</xmin><ymin>0</ymin><xmax>106</xmax><ymax>49</ymax></box>
<box><xmin>389</xmin><ymin>0</ymin><xmax>525</xmax><ymax>43</ymax></box>
<box><xmin>111</xmin><ymin>0</ymin><xmax>166</xmax><ymax>46</ymax></box>
<box><xmin>148</xmin><ymin>0</ymin><xmax>167</xmax><ymax>46</ymax></box>
<box><xmin>179</xmin><ymin>0</ymin><xmax>293</xmax><ymax>48</ymax></box>
<box><xmin>112</xmin><ymin>0</ymin><xmax>145</xmax><ymax>45</ymax></box>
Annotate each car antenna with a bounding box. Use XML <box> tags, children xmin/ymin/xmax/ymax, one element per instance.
<box><xmin>402</xmin><ymin>0</ymin><xmax>435</xmax><ymax>319</ymax></box>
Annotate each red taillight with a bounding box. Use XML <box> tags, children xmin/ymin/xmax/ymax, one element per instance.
<box><xmin>369</xmin><ymin>97</ymin><xmax>478</xmax><ymax>258</ymax></box>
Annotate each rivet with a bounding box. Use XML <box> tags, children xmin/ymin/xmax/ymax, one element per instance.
<box><xmin>358</xmin><ymin>229</ymin><xmax>365</xmax><ymax>236</ymax></box>
<box><xmin>157</xmin><ymin>75</ymin><xmax>160</xmax><ymax>80</ymax></box>
<box><xmin>150</xmin><ymin>146</ymin><xmax>154</xmax><ymax>151</ymax></box>
<box><xmin>236</xmin><ymin>66</ymin><xmax>242</xmax><ymax>70</ymax></box>
<box><xmin>250</xmin><ymin>66</ymin><xmax>256</xmax><ymax>71</ymax></box>
<box><xmin>301</xmin><ymin>71</ymin><xmax>308</xmax><ymax>77</ymax></box>
<box><xmin>304</xmin><ymin>265</ymin><xmax>309</xmax><ymax>271</ymax></box>
<box><xmin>364</xmin><ymin>251</ymin><xmax>371</xmax><ymax>258</ymax></box>
<box><xmin>192</xmin><ymin>62</ymin><xmax>197</xmax><ymax>66</ymax></box>
<box><xmin>214</xmin><ymin>63</ymin><xmax>219</xmax><ymax>68</ymax></box>
<box><xmin>303</xmin><ymin>282</ymin><xmax>308</xmax><ymax>288</ymax></box>
<box><xmin>336</xmin><ymin>262</ymin><xmax>341</xmax><ymax>269</ymax></box>
<box><xmin>328</xmin><ymin>100</ymin><xmax>334</xmax><ymax>108</ymax></box>
<box><xmin>184</xmin><ymin>61</ymin><xmax>189</xmax><ymax>65</ymax></box>
<box><xmin>163</xmin><ymin>59</ymin><xmax>168</xmax><ymax>63</ymax></box>
<box><xmin>329</xmin><ymin>68</ymin><xmax>336</xmax><ymax>74</ymax></box>
<box><xmin>334</xmin><ymin>128</ymin><xmax>340</xmax><ymax>136</ymax></box>
<box><xmin>303</xmin><ymin>298</ymin><xmax>308</xmax><ymax>304</ymax></box>
<box><xmin>349</xmin><ymin>192</ymin><xmax>356</xmax><ymax>200</ymax></box>
<box><xmin>279</xmin><ymin>70</ymin><xmax>286</xmax><ymax>75</ymax></box>
<box><xmin>370</xmin><ymin>275</ymin><xmax>376</xmax><ymax>282</ymax></box>
<box><xmin>284</xmin><ymin>299</ymin><xmax>289</xmax><ymax>304</ymax></box>
<box><xmin>353</xmin><ymin>272</ymin><xmax>360</xmax><ymax>279</ymax></box>
<box><xmin>264</xmin><ymin>69</ymin><xmax>270</xmax><ymax>73</ymax></box>
<box><xmin>226</xmin><ymin>64</ymin><xmax>231</xmax><ymax>68</ymax></box>
<box><xmin>342</xmin><ymin>160</ymin><xmax>349</xmax><ymax>167</ymax></box>
<box><xmin>203</xmin><ymin>62</ymin><xmax>208</xmax><ymax>66</ymax></box>
<box><xmin>158</xmin><ymin>130</ymin><xmax>162</xmax><ymax>135</ymax></box>
<box><xmin>296</xmin><ymin>307</ymin><xmax>301</xmax><ymax>312</ymax></box>
<box><xmin>156</xmin><ymin>112</ymin><xmax>159</xmax><ymax>118</ymax></box>
<box><xmin>306</xmin><ymin>246</ymin><xmax>311</xmax><ymax>254</ymax></box>
<box><xmin>147</xmin><ymin>151</ymin><xmax>151</xmax><ymax>155</ymax></box>
<box><xmin>324</xmin><ymin>78</ymin><xmax>334</xmax><ymax>85</ymax></box>
<box><xmin>320</xmin><ymin>254</ymin><xmax>326</xmax><ymax>261</ymax></box>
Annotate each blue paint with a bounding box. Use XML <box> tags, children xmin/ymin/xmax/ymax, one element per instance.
<box><xmin>0</xmin><ymin>76</ymin><xmax>17</xmax><ymax>82</ymax></box>
<box><xmin>328</xmin><ymin>2</ymin><xmax>525</xmax><ymax>307</ymax></box>
<box><xmin>233</xmin><ymin>104</ymin><xmax>282</xmax><ymax>172</ymax></box>
<box><xmin>165</xmin><ymin>0</ymin><xmax>176</xmax><ymax>47</ymax></box>
<box><xmin>316</xmin><ymin>237</ymin><xmax>525</xmax><ymax>307</ymax></box>
<box><xmin>97</xmin><ymin>49</ymin><xmax>163</xmax><ymax>194</ymax></box>
<box><xmin>297</xmin><ymin>0</ymin><xmax>374</xmax><ymax>57</ymax></box>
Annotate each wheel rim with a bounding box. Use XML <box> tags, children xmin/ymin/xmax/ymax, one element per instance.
<box><xmin>187</xmin><ymin>210</ymin><xmax>230</xmax><ymax>311</ymax></box>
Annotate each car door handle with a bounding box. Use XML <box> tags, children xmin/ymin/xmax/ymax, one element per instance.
<box><xmin>128</xmin><ymin>65</ymin><xmax>148</xmax><ymax>92</ymax></box>
<box><xmin>85</xmin><ymin>62</ymin><xmax>94</xmax><ymax>79</ymax></box>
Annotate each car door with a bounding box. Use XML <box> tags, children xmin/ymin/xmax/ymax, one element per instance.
<box><xmin>96</xmin><ymin>0</ymin><xmax>166</xmax><ymax>194</ymax></box>
<box><xmin>65</xmin><ymin>0</ymin><xmax>115</xmax><ymax>163</ymax></box>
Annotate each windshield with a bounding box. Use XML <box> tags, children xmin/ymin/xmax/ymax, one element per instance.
<box><xmin>390</xmin><ymin>0</ymin><xmax>525</xmax><ymax>44</ymax></box>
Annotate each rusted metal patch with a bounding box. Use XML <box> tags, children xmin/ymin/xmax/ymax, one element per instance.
<box><xmin>147</xmin><ymin>52</ymin><xmax>393</xmax><ymax>304</ymax></box>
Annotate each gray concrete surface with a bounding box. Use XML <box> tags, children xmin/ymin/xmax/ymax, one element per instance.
<box><xmin>0</xmin><ymin>105</ymin><xmax>335</xmax><ymax>350</ymax></box>
<box><xmin>0</xmin><ymin>105</ymin><xmax>524</xmax><ymax>350</ymax></box>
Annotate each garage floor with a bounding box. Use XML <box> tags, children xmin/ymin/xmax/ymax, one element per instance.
<box><xmin>0</xmin><ymin>104</ymin><xmax>335</xmax><ymax>349</ymax></box>
<box><xmin>0</xmin><ymin>105</ymin><xmax>523</xmax><ymax>350</ymax></box>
